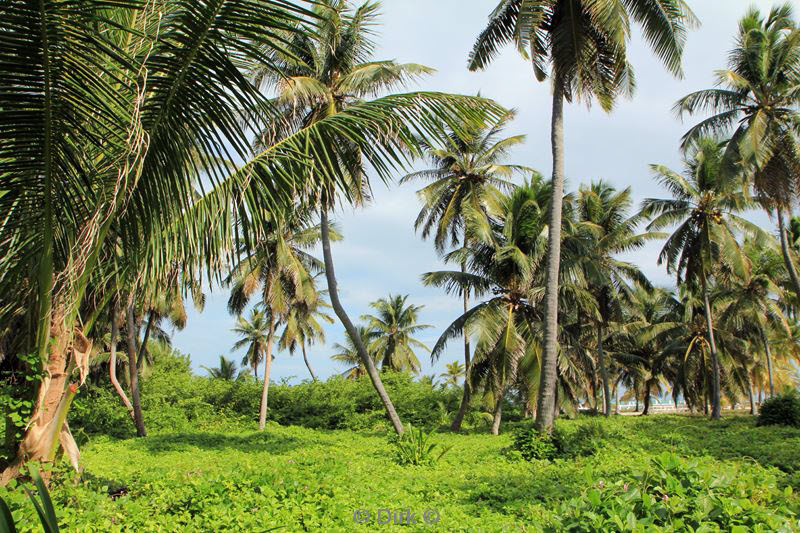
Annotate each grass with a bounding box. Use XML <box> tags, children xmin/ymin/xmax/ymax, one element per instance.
<box><xmin>3</xmin><ymin>415</ymin><xmax>800</xmax><ymax>531</ymax></box>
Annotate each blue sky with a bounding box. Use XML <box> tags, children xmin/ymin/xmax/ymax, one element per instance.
<box><xmin>172</xmin><ymin>0</ymin><xmax>796</xmax><ymax>384</ymax></box>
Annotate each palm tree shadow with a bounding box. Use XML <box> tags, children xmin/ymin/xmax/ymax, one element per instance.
<box><xmin>135</xmin><ymin>431</ymin><xmax>301</xmax><ymax>455</ymax></box>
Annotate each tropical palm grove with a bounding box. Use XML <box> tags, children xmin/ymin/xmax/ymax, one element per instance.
<box><xmin>2</xmin><ymin>0</ymin><xmax>800</xmax><ymax>530</ymax></box>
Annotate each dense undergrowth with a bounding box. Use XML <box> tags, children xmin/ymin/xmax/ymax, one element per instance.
<box><xmin>0</xmin><ymin>415</ymin><xmax>797</xmax><ymax>531</ymax></box>
<box><xmin>1</xmin><ymin>353</ymin><xmax>798</xmax><ymax>531</ymax></box>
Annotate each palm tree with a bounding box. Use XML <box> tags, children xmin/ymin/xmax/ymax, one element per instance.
<box><xmin>468</xmin><ymin>0</ymin><xmax>695</xmax><ymax>433</ymax></box>
<box><xmin>675</xmin><ymin>4</ymin><xmax>800</xmax><ymax>299</ymax></box>
<box><xmin>231</xmin><ymin>308</ymin><xmax>273</xmax><ymax>428</ymax></box>
<box><xmin>640</xmin><ymin>138</ymin><xmax>759</xmax><ymax>419</ymax></box>
<box><xmin>401</xmin><ymin>110</ymin><xmax>531</xmax><ymax>430</ymax></box>
<box><xmin>202</xmin><ymin>356</ymin><xmax>239</xmax><ymax>381</ymax></box>
<box><xmin>279</xmin><ymin>281</ymin><xmax>334</xmax><ymax>382</ymax></box>
<box><xmin>249</xmin><ymin>0</ymin><xmax>507</xmax><ymax>435</ymax></box>
<box><xmin>424</xmin><ymin>178</ymin><xmax>583</xmax><ymax>434</ymax></box>
<box><xmin>331</xmin><ymin>325</ymin><xmax>380</xmax><ymax>380</ymax></box>
<box><xmin>440</xmin><ymin>361</ymin><xmax>466</xmax><ymax>387</ymax></box>
<box><xmin>0</xmin><ymin>0</ymin><xmax>504</xmax><ymax>478</ymax></box>
<box><xmin>363</xmin><ymin>295</ymin><xmax>432</xmax><ymax>373</ymax></box>
<box><xmin>577</xmin><ymin>181</ymin><xmax>662</xmax><ymax>416</ymax></box>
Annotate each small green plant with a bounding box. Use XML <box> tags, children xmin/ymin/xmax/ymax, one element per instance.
<box><xmin>0</xmin><ymin>467</ymin><xmax>60</xmax><ymax>533</ymax></box>
<box><xmin>758</xmin><ymin>391</ymin><xmax>800</xmax><ymax>427</ymax></box>
<box><xmin>389</xmin><ymin>424</ymin><xmax>452</xmax><ymax>466</ymax></box>
<box><xmin>511</xmin><ymin>427</ymin><xmax>558</xmax><ymax>461</ymax></box>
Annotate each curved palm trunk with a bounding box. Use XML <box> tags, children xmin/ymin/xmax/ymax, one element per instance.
<box><xmin>700</xmin><ymin>272</ymin><xmax>721</xmax><ymax>420</ymax></box>
<box><xmin>535</xmin><ymin>78</ymin><xmax>566</xmax><ymax>434</ymax></box>
<box><xmin>301</xmin><ymin>341</ymin><xmax>318</xmax><ymax>382</ymax></box>
<box><xmin>747</xmin><ymin>370</ymin><xmax>756</xmax><ymax>415</ymax></box>
<box><xmin>451</xmin><ymin>270</ymin><xmax>471</xmax><ymax>432</ymax></box>
<box><xmin>126</xmin><ymin>301</ymin><xmax>147</xmax><ymax>437</ymax></box>
<box><xmin>597</xmin><ymin>322</ymin><xmax>611</xmax><ymax>417</ymax></box>
<box><xmin>760</xmin><ymin>327</ymin><xmax>774</xmax><ymax>398</ymax></box>
<box><xmin>321</xmin><ymin>204</ymin><xmax>404</xmax><ymax>435</ymax></box>
<box><xmin>109</xmin><ymin>299</ymin><xmax>133</xmax><ymax>418</ymax></box>
<box><xmin>258</xmin><ymin>315</ymin><xmax>276</xmax><ymax>431</ymax></box>
<box><xmin>777</xmin><ymin>209</ymin><xmax>800</xmax><ymax>300</ymax></box>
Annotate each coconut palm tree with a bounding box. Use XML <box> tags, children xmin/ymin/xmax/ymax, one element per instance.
<box><xmin>279</xmin><ymin>281</ymin><xmax>334</xmax><ymax>382</ymax></box>
<box><xmin>202</xmin><ymin>356</ymin><xmax>239</xmax><ymax>381</ymax></box>
<box><xmin>577</xmin><ymin>181</ymin><xmax>663</xmax><ymax>416</ymax></box>
<box><xmin>401</xmin><ymin>110</ymin><xmax>532</xmax><ymax>430</ymax></box>
<box><xmin>231</xmin><ymin>308</ymin><xmax>274</xmax><ymax>427</ymax></box>
<box><xmin>0</xmin><ymin>0</ymin><xmax>505</xmax><ymax>478</ymax></box>
<box><xmin>424</xmin><ymin>178</ymin><xmax>592</xmax><ymax>434</ymax></box>
<box><xmin>468</xmin><ymin>0</ymin><xmax>695</xmax><ymax>433</ymax></box>
<box><xmin>331</xmin><ymin>325</ymin><xmax>380</xmax><ymax>380</ymax></box>
<box><xmin>362</xmin><ymin>295</ymin><xmax>432</xmax><ymax>374</ymax></box>
<box><xmin>676</xmin><ymin>4</ymin><xmax>800</xmax><ymax>299</ymax></box>
<box><xmin>640</xmin><ymin>138</ymin><xmax>759</xmax><ymax>419</ymax></box>
<box><xmin>440</xmin><ymin>361</ymin><xmax>466</xmax><ymax>388</ymax></box>
<box><xmin>248</xmin><ymin>0</ymin><xmax>507</xmax><ymax>435</ymax></box>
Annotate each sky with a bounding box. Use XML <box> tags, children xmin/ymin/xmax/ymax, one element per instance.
<box><xmin>172</xmin><ymin>0</ymin><xmax>799</xmax><ymax>384</ymax></box>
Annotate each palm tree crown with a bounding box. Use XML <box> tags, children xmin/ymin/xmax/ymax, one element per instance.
<box><xmin>362</xmin><ymin>295</ymin><xmax>432</xmax><ymax>373</ymax></box>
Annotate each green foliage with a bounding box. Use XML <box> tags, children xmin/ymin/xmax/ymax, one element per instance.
<box><xmin>511</xmin><ymin>427</ymin><xmax>558</xmax><ymax>461</ymax></box>
<box><xmin>554</xmin><ymin>452</ymin><xmax>798</xmax><ymax>531</ymax></box>
<box><xmin>0</xmin><ymin>416</ymin><xmax>797</xmax><ymax>530</ymax></box>
<box><xmin>389</xmin><ymin>424</ymin><xmax>452</xmax><ymax>466</ymax></box>
<box><xmin>1</xmin><ymin>467</ymin><xmax>60</xmax><ymax>533</ymax></box>
<box><xmin>0</xmin><ymin>352</ymin><xmax>40</xmax><ymax>466</ymax></box>
<box><xmin>758</xmin><ymin>392</ymin><xmax>800</xmax><ymax>428</ymax></box>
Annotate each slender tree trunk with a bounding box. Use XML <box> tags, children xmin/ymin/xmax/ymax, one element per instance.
<box><xmin>491</xmin><ymin>384</ymin><xmax>504</xmax><ymax>436</ymax></box>
<box><xmin>635</xmin><ymin>392</ymin><xmax>639</xmax><ymax>413</ymax></box>
<box><xmin>253</xmin><ymin>363</ymin><xmax>258</xmax><ymax>381</ymax></box>
<box><xmin>591</xmin><ymin>365</ymin><xmax>598</xmax><ymax>411</ymax></box>
<box><xmin>597</xmin><ymin>322</ymin><xmax>611</xmax><ymax>417</ymax></box>
<box><xmin>136</xmin><ymin>311</ymin><xmax>154</xmax><ymax>371</ymax></box>
<box><xmin>614</xmin><ymin>378</ymin><xmax>620</xmax><ymax>415</ymax></box>
<box><xmin>700</xmin><ymin>272</ymin><xmax>721</xmax><ymax>420</ymax></box>
<box><xmin>642</xmin><ymin>381</ymin><xmax>651</xmax><ymax>415</ymax></box>
<box><xmin>777</xmin><ymin>208</ymin><xmax>800</xmax><ymax>300</ymax></box>
<box><xmin>320</xmin><ymin>204</ymin><xmax>404</xmax><ymax>435</ymax></box>
<box><xmin>535</xmin><ymin>78</ymin><xmax>566</xmax><ymax>434</ymax></box>
<box><xmin>747</xmin><ymin>371</ymin><xmax>756</xmax><ymax>415</ymax></box>
<box><xmin>760</xmin><ymin>327</ymin><xmax>774</xmax><ymax>398</ymax></box>
<box><xmin>126</xmin><ymin>301</ymin><xmax>147</xmax><ymax>437</ymax></box>
<box><xmin>451</xmin><ymin>266</ymin><xmax>471</xmax><ymax>432</ymax></box>
<box><xmin>109</xmin><ymin>299</ymin><xmax>133</xmax><ymax>418</ymax></box>
<box><xmin>258</xmin><ymin>315</ymin><xmax>276</xmax><ymax>431</ymax></box>
<box><xmin>301</xmin><ymin>341</ymin><xmax>318</xmax><ymax>382</ymax></box>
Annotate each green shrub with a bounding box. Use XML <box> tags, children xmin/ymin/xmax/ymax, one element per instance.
<box><xmin>554</xmin><ymin>420</ymin><xmax>609</xmax><ymax>458</ymax></box>
<box><xmin>389</xmin><ymin>424</ymin><xmax>451</xmax><ymax>466</ymax></box>
<box><xmin>554</xmin><ymin>452</ymin><xmax>799</xmax><ymax>531</ymax></box>
<box><xmin>758</xmin><ymin>392</ymin><xmax>800</xmax><ymax>428</ymax></box>
<box><xmin>511</xmin><ymin>427</ymin><xmax>558</xmax><ymax>461</ymax></box>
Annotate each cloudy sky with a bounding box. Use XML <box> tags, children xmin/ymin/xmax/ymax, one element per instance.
<box><xmin>172</xmin><ymin>0</ymin><xmax>797</xmax><ymax>383</ymax></box>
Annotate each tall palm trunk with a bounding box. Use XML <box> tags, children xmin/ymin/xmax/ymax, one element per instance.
<box><xmin>301</xmin><ymin>341</ymin><xmax>318</xmax><ymax>382</ymax></box>
<box><xmin>700</xmin><ymin>271</ymin><xmax>721</xmax><ymax>420</ymax></box>
<box><xmin>109</xmin><ymin>299</ymin><xmax>133</xmax><ymax>418</ymax></box>
<box><xmin>258</xmin><ymin>314</ymin><xmax>275</xmax><ymax>431</ymax></box>
<box><xmin>760</xmin><ymin>327</ymin><xmax>774</xmax><ymax>398</ymax></box>
<box><xmin>747</xmin><ymin>371</ymin><xmax>756</xmax><ymax>415</ymax></box>
<box><xmin>614</xmin><ymin>378</ymin><xmax>620</xmax><ymax>414</ymax></box>
<box><xmin>451</xmin><ymin>262</ymin><xmax>471</xmax><ymax>432</ymax></box>
<box><xmin>535</xmin><ymin>78</ymin><xmax>566</xmax><ymax>434</ymax></box>
<box><xmin>321</xmin><ymin>204</ymin><xmax>404</xmax><ymax>435</ymax></box>
<box><xmin>137</xmin><ymin>311</ymin><xmax>154</xmax><ymax>371</ymax></box>
<box><xmin>777</xmin><ymin>208</ymin><xmax>800</xmax><ymax>300</ymax></box>
<box><xmin>597</xmin><ymin>321</ymin><xmax>611</xmax><ymax>417</ymax></box>
<box><xmin>126</xmin><ymin>301</ymin><xmax>147</xmax><ymax>437</ymax></box>
<box><xmin>642</xmin><ymin>381</ymin><xmax>652</xmax><ymax>415</ymax></box>
<box><xmin>491</xmin><ymin>383</ymin><xmax>504</xmax><ymax>436</ymax></box>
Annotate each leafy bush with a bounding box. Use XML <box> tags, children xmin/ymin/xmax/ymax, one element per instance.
<box><xmin>554</xmin><ymin>420</ymin><xmax>609</xmax><ymax>458</ymax></box>
<box><xmin>554</xmin><ymin>452</ymin><xmax>799</xmax><ymax>531</ymax></box>
<box><xmin>758</xmin><ymin>392</ymin><xmax>800</xmax><ymax>428</ymax></box>
<box><xmin>389</xmin><ymin>424</ymin><xmax>452</xmax><ymax>466</ymax></box>
<box><xmin>511</xmin><ymin>427</ymin><xmax>558</xmax><ymax>461</ymax></box>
